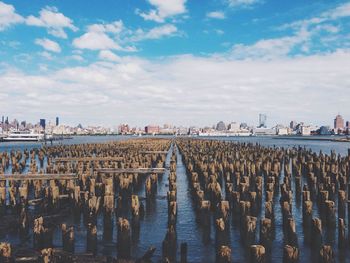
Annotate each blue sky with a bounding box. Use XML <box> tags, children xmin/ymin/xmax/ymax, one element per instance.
<box><xmin>0</xmin><ymin>0</ymin><xmax>350</xmax><ymax>127</ymax></box>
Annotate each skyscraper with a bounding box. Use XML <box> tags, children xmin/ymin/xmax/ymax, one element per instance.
<box><xmin>56</xmin><ymin>117</ymin><xmax>59</xmax><ymax>126</ymax></box>
<box><xmin>40</xmin><ymin>119</ymin><xmax>46</xmax><ymax>130</ymax></box>
<box><xmin>259</xmin><ymin>114</ymin><xmax>267</xmax><ymax>128</ymax></box>
<box><xmin>334</xmin><ymin>114</ymin><xmax>344</xmax><ymax>130</ymax></box>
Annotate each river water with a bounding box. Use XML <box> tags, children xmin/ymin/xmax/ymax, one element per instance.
<box><xmin>1</xmin><ymin>135</ymin><xmax>350</xmax><ymax>262</ymax></box>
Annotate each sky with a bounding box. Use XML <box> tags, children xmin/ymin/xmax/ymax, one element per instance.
<box><xmin>0</xmin><ymin>0</ymin><xmax>350</xmax><ymax>128</ymax></box>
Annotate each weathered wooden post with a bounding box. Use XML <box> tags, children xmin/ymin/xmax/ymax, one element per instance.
<box><xmin>260</xmin><ymin>218</ymin><xmax>272</xmax><ymax>252</ymax></box>
<box><xmin>319</xmin><ymin>245</ymin><xmax>334</xmax><ymax>263</ymax></box>
<box><xmin>131</xmin><ymin>195</ymin><xmax>140</xmax><ymax>242</ymax></box>
<box><xmin>117</xmin><ymin>218</ymin><xmax>131</xmax><ymax>259</ymax></box>
<box><xmin>33</xmin><ymin>217</ymin><xmax>44</xmax><ymax>250</ymax></box>
<box><xmin>338</xmin><ymin>218</ymin><xmax>346</xmax><ymax>249</ymax></box>
<box><xmin>0</xmin><ymin>243</ymin><xmax>13</xmax><ymax>263</ymax></box>
<box><xmin>217</xmin><ymin>245</ymin><xmax>231</xmax><ymax>263</ymax></box>
<box><xmin>162</xmin><ymin>224</ymin><xmax>177</xmax><ymax>262</ymax></box>
<box><xmin>40</xmin><ymin>248</ymin><xmax>53</xmax><ymax>263</ymax></box>
<box><xmin>283</xmin><ymin>245</ymin><xmax>299</xmax><ymax>263</ymax></box>
<box><xmin>180</xmin><ymin>242</ymin><xmax>187</xmax><ymax>263</ymax></box>
<box><xmin>86</xmin><ymin>223</ymin><xmax>97</xmax><ymax>256</ymax></box>
<box><xmin>250</xmin><ymin>245</ymin><xmax>265</xmax><ymax>263</ymax></box>
<box><xmin>62</xmin><ymin>224</ymin><xmax>74</xmax><ymax>253</ymax></box>
<box><xmin>103</xmin><ymin>195</ymin><xmax>114</xmax><ymax>242</ymax></box>
<box><xmin>338</xmin><ymin>190</ymin><xmax>346</xmax><ymax>219</ymax></box>
<box><xmin>242</xmin><ymin>216</ymin><xmax>257</xmax><ymax>247</ymax></box>
<box><xmin>311</xmin><ymin>218</ymin><xmax>322</xmax><ymax>251</ymax></box>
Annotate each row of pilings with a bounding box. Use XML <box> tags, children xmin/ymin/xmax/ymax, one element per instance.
<box><xmin>176</xmin><ymin>138</ymin><xmax>350</xmax><ymax>262</ymax></box>
<box><xmin>0</xmin><ymin>138</ymin><xmax>171</xmax><ymax>262</ymax></box>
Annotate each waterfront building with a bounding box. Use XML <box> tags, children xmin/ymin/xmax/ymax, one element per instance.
<box><xmin>300</xmin><ymin>126</ymin><xmax>311</xmax><ymax>136</ymax></box>
<box><xmin>277</xmin><ymin>127</ymin><xmax>288</xmax><ymax>135</ymax></box>
<box><xmin>145</xmin><ymin>125</ymin><xmax>160</xmax><ymax>134</ymax></box>
<box><xmin>258</xmin><ymin>114</ymin><xmax>267</xmax><ymax>128</ymax></box>
<box><xmin>254</xmin><ymin>127</ymin><xmax>276</xmax><ymax>136</ymax></box>
<box><xmin>118</xmin><ymin>124</ymin><xmax>130</xmax><ymax>134</ymax></box>
<box><xmin>318</xmin><ymin>126</ymin><xmax>332</xmax><ymax>135</ymax></box>
<box><xmin>334</xmin><ymin>114</ymin><xmax>344</xmax><ymax>131</ymax></box>
<box><xmin>216</xmin><ymin>121</ymin><xmax>226</xmax><ymax>131</ymax></box>
<box><xmin>228</xmin><ymin>122</ymin><xmax>240</xmax><ymax>132</ymax></box>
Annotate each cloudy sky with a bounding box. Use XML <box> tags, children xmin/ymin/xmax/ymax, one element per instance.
<box><xmin>0</xmin><ymin>0</ymin><xmax>350</xmax><ymax>127</ymax></box>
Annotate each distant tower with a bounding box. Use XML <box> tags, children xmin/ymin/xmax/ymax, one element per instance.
<box><xmin>334</xmin><ymin>114</ymin><xmax>344</xmax><ymax>130</ymax></box>
<box><xmin>259</xmin><ymin>114</ymin><xmax>267</xmax><ymax>128</ymax></box>
<box><xmin>56</xmin><ymin>117</ymin><xmax>59</xmax><ymax>126</ymax></box>
<box><xmin>40</xmin><ymin>119</ymin><xmax>46</xmax><ymax>130</ymax></box>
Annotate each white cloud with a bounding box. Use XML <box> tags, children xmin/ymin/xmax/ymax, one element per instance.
<box><xmin>73</xmin><ymin>20</ymin><xmax>178</xmax><ymax>51</ymax></box>
<box><xmin>281</xmin><ymin>2</ymin><xmax>350</xmax><ymax>31</ymax></box>
<box><xmin>328</xmin><ymin>2</ymin><xmax>350</xmax><ymax>19</ymax></box>
<box><xmin>207</xmin><ymin>11</ymin><xmax>226</xmax><ymax>20</ymax></box>
<box><xmin>87</xmin><ymin>20</ymin><xmax>124</xmax><ymax>34</ymax></box>
<box><xmin>26</xmin><ymin>6</ymin><xmax>78</xmax><ymax>38</ymax></box>
<box><xmin>0</xmin><ymin>1</ymin><xmax>24</xmax><ymax>31</ymax></box>
<box><xmin>39</xmin><ymin>51</ymin><xmax>54</xmax><ymax>60</ymax></box>
<box><xmin>1</xmin><ymin>50</ymin><xmax>350</xmax><ymax>126</ymax></box>
<box><xmin>35</xmin><ymin>38</ymin><xmax>61</xmax><ymax>53</ymax></box>
<box><xmin>98</xmin><ymin>50</ymin><xmax>120</xmax><ymax>62</ymax></box>
<box><xmin>230</xmin><ymin>27</ymin><xmax>311</xmax><ymax>60</ymax></box>
<box><xmin>132</xmin><ymin>24</ymin><xmax>178</xmax><ymax>41</ymax></box>
<box><xmin>215</xmin><ymin>29</ymin><xmax>225</xmax><ymax>35</ymax></box>
<box><xmin>70</xmin><ymin>55</ymin><xmax>84</xmax><ymax>61</ymax></box>
<box><xmin>227</xmin><ymin>0</ymin><xmax>260</xmax><ymax>8</ymax></box>
<box><xmin>73</xmin><ymin>20</ymin><xmax>133</xmax><ymax>51</ymax></box>
<box><xmin>73</xmin><ymin>31</ymin><xmax>121</xmax><ymax>50</ymax></box>
<box><xmin>138</xmin><ymin>0</ymin><xmax>187</xmax><ymax>23</ymax></box>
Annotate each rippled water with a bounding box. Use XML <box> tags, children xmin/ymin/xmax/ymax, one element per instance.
<box><xmin>1</xmin><ymin>135</ymin><xmax>350</xmax><ymax>262</ymax></box>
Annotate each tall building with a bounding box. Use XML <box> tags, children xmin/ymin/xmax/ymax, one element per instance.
<box><xmin>290</xmin><ymin>120</ymin><xmax>296</xmax><ymax>130</ymax></box>
<box><xmin>216</xmin><ymin>121</ymin><xmax>226</xmax><ymax>131</ymax></box>
<box><xmin>346</xmin><ymin>121</ymin><xmax>350</xmax><ymax>129</ymax></box>
<box><xmin>56</xmin><ymin>117</ymin><xmax>59</xmax><ymax>126</ymax></box>
<box><xmin>40</xmin><ymin>119</ymin><xmax>46</xmax><ymax>130</ymax></box>
<box><xmin>259</xmin><ymin>114</ymin><xmax>267</xmax><ymax>128</ymax></box>
<box><xmin>334</xmin><ymin>114</ymin><xmax>344</xmax><ymax>130</ymax></box>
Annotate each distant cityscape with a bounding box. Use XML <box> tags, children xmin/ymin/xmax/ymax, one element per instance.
<box><xmin>0</xmin><ymin>113</ymin><xmax>349</xmax><ymax>137</ymax></box>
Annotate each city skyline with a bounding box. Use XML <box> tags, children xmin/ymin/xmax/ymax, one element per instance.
<box><xmin>1</xmin><ymin>112</ymin><xmax>350</xmax><ymax>131</ymax></box>
<box><xmin>0</xmin><ymin>1</ymin><xmax>350</xmax><ymax>126</ymax></box>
